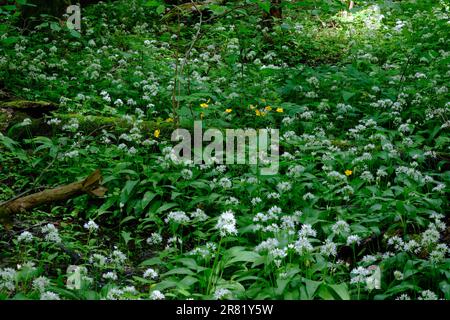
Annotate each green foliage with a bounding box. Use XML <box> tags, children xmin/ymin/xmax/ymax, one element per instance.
<box><xmin>0</xmin><ymin>0</ymin><xmax>448</xmax><ymax>301</ymax></box>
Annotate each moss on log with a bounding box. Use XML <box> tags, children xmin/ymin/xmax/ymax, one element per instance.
<box><xmin>0</xmin><ymin>100</ymin><xmax>56</xmax><ymax>111</ymax></box>
<box><xmin>0</xmin><ymin>99</ymin><xmax>175</xmax><ymax>138</ymax></box>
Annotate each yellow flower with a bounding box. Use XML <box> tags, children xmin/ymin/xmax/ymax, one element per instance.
<box><xmin>154</xmin><ymin>129</ymin><xmax>160</xmax><ymax>138</ymax></box>
<box><xmin>345</xmin><ymin>169</ymin><xmax>353</xmax><ymax>176</ymax></box>
<box><xmin>200</xmin><ymin>103</ymin><xmax>209</xmax><ymax>109</ymax></box>
<box><xmin>225</xmin><ymin>109</ymin><xmax>232</xmax><ymax>113</ymax></box>
<box><xmin>276</xmin><ymin>107</ymin><xmax>284</xmax><ymax>113</ymax></box>
<box><xmin>255</xmin><ymin>109</ymin><xmax>266</xmax><ymax>117</ymax></box>
<box><xmin>265</xmin><ymin>106</ymin><xmax>272</xmax><ymax>111</ymax></box>
<box><xmin>166</xmin><ymin>117</ymin><xmax>174</xmax><ymax>122</ymax></box>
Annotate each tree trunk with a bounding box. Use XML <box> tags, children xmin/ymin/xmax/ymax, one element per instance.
<box><xmin>270</xmin><ymin>0</ymin><xmax>282</xmax><ymax>19</ymax></box>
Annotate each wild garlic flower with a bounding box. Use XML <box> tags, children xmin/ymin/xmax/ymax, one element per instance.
<box><xmin>143</xmin><ymin>268</ymin><xmax>158</xmax><ymax>280</ymax></box>
<box><xmin>83</xmin><ymin>220</ymin><xmax>99</xmax><ymax>232</ymax></box>
<box><xmin>17</xmin><ymin>231</ymin><xmax>34</xmax><ymax>243</ymax></box>
<box><xmin>150</xmin><ymin>290</ymin><xmax>165</xmax><ymax>300</ymax></box>
<box><xmin>216</xmin><ymin>210</ymin><xmax>238</xmax><ymax>237</ymax></box>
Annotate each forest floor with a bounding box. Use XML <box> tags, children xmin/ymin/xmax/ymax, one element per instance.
<box><xmin>0</xmin><ymin>0</ymin><xmax>449</xmax><ymax>300</ymax></box>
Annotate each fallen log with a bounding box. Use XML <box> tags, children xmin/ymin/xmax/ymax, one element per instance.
<box><xmin>0</xmin><ymin>99</ymin><xmax>174</xmax><ymax>138</ymax></box>
<box><xmin>0</xmin><ymin>170</ymin><xmax>106</xmax><ymax>227</ymax></box>
<box><xmin>0</xmin><ymin>99</ymin><xmax>56</xmax><ymax>132</ymax></box>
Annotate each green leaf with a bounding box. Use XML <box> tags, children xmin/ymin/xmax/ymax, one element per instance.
<box><xmin>142</xmin><ymin>191</ymin><xmax>157</xmax><ymax>209</ymax></box>
<box><xmin>208</xmin><ymin>4</ymin><xmax>227</xmax><ymax>15</ymax></box>
<box><xmin>316</xmin><ymin>285</ymin><xmax>335</xmax><ymax>300</ymax></box>
<box><xmin>328</xmin><ymin>283</ymin><xmax>350</xmax><ymax>300</ymax></box>
<box><xmin>120</xmin><ymin>180</ymin><xmax>139</xmax><ymax>205</ymax></box>
<box><xmin>156</xmin><ymin>4</ymin><xmax>165</xmax><ymax>15</ymax></box>
<box><xmin>145</xmin><ymin>0</ymin><xmax>163</xmax><ymax>7</ymax></box>
<box><xmin>255</xmin><ymin>0</ymin><xmax>270</xmax><ymax>13</ymax></box>
<box><xmin>121</xmin><ymin>231</ymin><xmax>133</xmax><ymax>245</ymax></box>
<box><xmin>50</xmin><ymin>22</ymin><xmax>61</xmax><ymax>31</ymax></box>
<box><xmin>156</xmin><ymin>202</ymin><xmax>178</xmax><ymax>213</ymax></box>
<box><xmin>225</xmin><ymin>250</ymin><xmax>261</xmax><ymax>267</ymax></box>
<box><xmin>303</xmin><ymin>279</ymin><xmax>321</xmax><ymax>299</ymax></box>
<box><xmin>162</xmin><ymin>268</ymin><xmax>195</xmax><ymax>276</ymax></box>
<box><xmin>1</xmin><ymin>36</ymin><xmax>19</xmax><ymax>45</ymax></box>
<box><xmin>120</xmin><ymin>216</ymin><xmax>136</xmax><ymax>225</ymax></box>
<box><xmin>69</xmin><ymin>29</ymin><xmax>81</xmax><ymax>38</ymax></box>
<box><xmin>342</xmin><ymin>90</ymin><xmax>355</xmax><ymax>102</ymax></box>
<box><xmin>140</xmin><ymin>257</ymin><xmax>162</xmax><ymax>266</ymax></box>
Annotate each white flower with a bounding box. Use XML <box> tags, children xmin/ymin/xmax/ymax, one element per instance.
<box><xmin>33</xmin><ymin>276</ymin><xmax>50</xmax><ymax>292</ymax></box>
<box><xmin>106</xmin><ymin>288</ymin><xmax>124</xmax><ymax>300</ymax></box>
<box><xmin>218</xmin><ymin>177</ymin><xmax>232</xmax><ymax>189</ymax></box>
<box><xmin>418</xmin><ymin>290</ymin><xmax>438</xmax><ymax>300</ymax></box>
<box><xmin>255</xmin><ymin>238</ymin><xmax>279</xmax><ymax>253</ymax></box>
<box><xmin>346</xmin><ymin>235</ymin><xmax>361</xmax><ymax>246</ymax></box>
<box><xmin>267</xmin><ymin>192</ymin><xmax>280</xmax><ymax>199</ymax></box>
<box><xmin>89</xmin><ymin>253</ymin><xmax>107</xmax><ymax>267</ymax></box>
<box><xmin>332</xmin><ymin>220</ymin><xmax>350</xmax><ymax>235</ymax></box>
<box><xmin>102</xmin><ymin>271</ymin><xmax>118</xmax><ymax>281</ymax></box>
<box><xmin>387</xmin><ymin>235</ymin><xmax>404</xmax><ymax>251</ymax></box>
<box><xmin>17</xmin><ymin>231</ymin><xmax>34</xmax><ymax>243</ymax></box>
<box><xmin>143</xmin><ymin>268</ymin><xmax>158</xmax><ymax>280</ymax></box>
<box><xmin>350</xmin><ymin>266</ymin><xmax>370</xmax><ymax>284</ymax></box>
<box><xmin>150</xmin><ymin>290</ymin><xmax>165</xmax><ymax>300</ymax></box>
<box><xmin>320</xmin><ymin>239</ymin><xmax>337</xmax><ymax>257</ymax></box>
<box><xmin>298</xmin><ymin>224</ymin><xmax>316</xmax><ymax>238</ymax></box>
<box><xmin>83</xmin><ymin>220</ymin><xmax>99</xmax><ymax>232</ymax></box>
<box><xmin>294</xmin><ymin>236</ymin><xmax>313</xmax><ymax>255</ymax></box>
<box><xmin>20</xmin><ymin>118</ymin><xmax>32</xmax><ymax>126</ymax></box>
<box><xmin>40</xmin><ymin>291</ymin><xmax>61</xmax><ymax>300</ymax></box>
<box><xmin>216</xmin><ymin>210</ymin><xmax>238</xmax><ymax>237</ymax></box>
<box><xmin>403</xmin><ymin>239</ymin><xmax>420</xmax><ymax>254</ymax></box>
<box><xmin>394</xmin><ymin>270</ymin><xmax>403</xmax><ymax>280</ymax></box>
<box><xmin>146</xmin><ymin>232</ymin><xmax>162</xmax><ymax>245</ymax></box>
<box><xmin>165</xmin><ymin>211</ymin><xmax>190</xmax><ymax>224</ymax></box>
<box><xmin>111</xmin><ymin>249</ymin><xmax>127</xmax><ymax>266</ymax></box>
<box><xmin>114</xmin><ymin>99</ymin><xmax>124</xmax><ymax>106</ymax></box>
<box><xmin>128</xmin><ymin>147</ymin><xmax>138</xmax><ymax>155</ymax></box>
<box><xmin>302</xmin><ymin>192</ymin><xmax>315</xmax><ymax>200</ymax></box>
<box><xmin>181</xmin><ymin>169</ymin><xmax>193</xmax><ymax>180</ymax></box>
<box><xmin>41</xmin><ymin>224</ymin><xmax>61</xmax><ymax>243</ymax></box>
<box><xmin>277</xmin><ymin>181</ymin><xmax>292</xmax><ymax>193</ymax></box>
<box><xmin>47</xmin><ymin>118</ymin><xmax>61</xmax><ymax>125</ymax></box>
<box><xmin>361</xmin><ymin>255</ymin><xmax>377</xmax><ymax>264</ymax></box>
<box><xmin>123</xmin><ymin>286</ymin><xmax>137</xmax><ymax>295</ymax></box>
<box><xmin>213</xmin><ymin>288</ymin><xmax>231</xmax><ymax>300</ymax></box>
<box><xmin>360</xmin><ymin>171</ymin><xmax>374</xmax><ymax>182</ymax></box>
<box><xmin>429</xmin><ymin>249</ymin><xmax>445</xmax><ymax>264</ymax></box>
<box><xmin>251</xmin><ymin>197</ymin><xmax>262</xmax><ymax>206</ymax></box>
<box><xmin>224</xmin><ymin>197</ymin><xmax>240</xmax><ymax>206</ymax></box>
<box><xmin>190</xmin><ymin>208</ymin><xmax>208</xmax><ymax>221</ymax></box>
<box><xmin>0</xmin><ymin>268</ymin><xmax>16</xmax><ymax>291</ymax></box>
<box><xmin>432</xmin><ymin>183</ymin><xmax>446</xmax><ymax>193</ymax></box>
<box><xmin>421</xmin><ymin>227</ymin><xmax>440</xmax><ymax>247</ymax></box>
